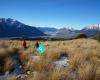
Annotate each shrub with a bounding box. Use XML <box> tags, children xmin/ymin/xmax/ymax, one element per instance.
<box><xmin>76</xmin><ymin>34</ymin><xmax>87</xmax><ymax>39</ymax></box>
<box><xmin>96</xmin><ymin>32</ymin><xmax>100</xmax><ymax>42</ymax></box>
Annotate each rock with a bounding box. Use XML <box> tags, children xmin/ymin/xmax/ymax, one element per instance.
<box><xmin>16</xmin><ymin>74</ymin><xmax>27</xmax><ymax>79</ymax></box>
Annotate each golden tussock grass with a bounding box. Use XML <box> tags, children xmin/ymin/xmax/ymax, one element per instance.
<box><xmin>0</xmin><ymin>38</ymin><xmax>100</xmax><ymax>80</ymax></box>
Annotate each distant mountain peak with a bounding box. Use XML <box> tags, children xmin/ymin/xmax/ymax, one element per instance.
<box><xmin>0</xmin><ymin>18</ymin><xmax>15</xmax><ymax>22</ymax></box>
<box><xmin>83</xmin><ymin>24</ymin><xmax>100</xmax><ymax>30</ymax></box>
<box><xmin>0</xmin><ymin>18</ymin><xmax>45</xmax><ymax>37</ymax></box>
<box><xmin>0</xmin><ymin>18</ymin><xmax>24</xmax><ymax>25</ymax></box>
<box><xmin>58</xmin><ymin>27</ymin><xmax>75</xmax><ymax>32</ymax></box>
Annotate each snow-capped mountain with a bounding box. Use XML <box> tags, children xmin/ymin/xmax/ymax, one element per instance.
<box><xmin>79</xmin><ymin>24</ymin><xmax>100</xmax><ymax>37</ymax></box>
<box><xmin>50</xmin><ymin>27</ymin><xmax>77</xmax><ymax>39</ymax></box>
<box><xmin>50</xmin><ymin>24</ymin><xmax>100</xmax><ymax>39</ymax></box>
<box><xmin>83</xmin><ymin>24</ymin><xmax>100</xmax><ymax>30</ymax></box>
<box><xmin>0</xmin><ymin>18</ymin><xmax>45</xmax><ymax>37</ymax></box>
<box><xmin>0</xmin><ymin>18</ymin><xmax>22</xmax><ymax>26</ymax></box>
<box><xmin>0</xmin><ymin>18</ymin><xmax>99</xmax><ymax>39</ymax></box>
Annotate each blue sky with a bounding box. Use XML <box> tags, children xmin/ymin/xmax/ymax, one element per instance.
<box><xmin>0</xmin><ymin>0</ymin><xmax>100</xmax><ymax>29</ymax></box>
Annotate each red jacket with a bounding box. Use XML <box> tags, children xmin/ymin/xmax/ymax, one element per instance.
<box><xmin>23</xmin><ymin>40</ymin><xmax>27</xmax><ymax>48</ymax></box>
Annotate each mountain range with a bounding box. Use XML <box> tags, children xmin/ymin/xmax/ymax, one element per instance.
<box><xmin>50</xmin><ymin>24</ymin><xmax>100</xmax><ymax>39</ymax></box>
<box><xmin>0</xmin><ymin>18</ymin><xmax>45</xmax><ymax>37</ymax></box>
<box><xmin>78</xmin><ymin>24</ymin><xmax>100</xmax><ymax>37</ymax></box>
<box><xmin>0</xmin><ymin>18</ymin><xmax>100</xmax><ymax>39</ymax></box>
<box><xmin>50</xmin><ymin>27</ymin><xmax>77</xmax><ymax>39</ymax></box>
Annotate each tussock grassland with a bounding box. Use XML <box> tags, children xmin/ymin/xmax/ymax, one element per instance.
<box><xmin>0</xmin><ymin>38</ymin><xmax>100</xmax><ymax>80</ymax></box>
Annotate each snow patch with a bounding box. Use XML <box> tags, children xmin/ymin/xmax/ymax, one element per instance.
<box><xmin>54</xmin><ymin>57</ymin><xmax>69</xmax><ymax>67</ymax></box>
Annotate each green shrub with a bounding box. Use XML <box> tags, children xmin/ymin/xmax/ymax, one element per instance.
<box><xmin>96</xmin><ymin>32</ymin><xmax>100</xmax><ymax>42</ymax></box>
<box><xmin>76</xmin><ymin>34</ymin><xmax>87</xmax><ymax>39</ymax></box>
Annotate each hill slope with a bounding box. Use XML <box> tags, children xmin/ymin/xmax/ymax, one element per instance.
<box><xmin>0</xmin><ymin>18</ymin><xmax>45</xmax><ymax>37</ymax></box>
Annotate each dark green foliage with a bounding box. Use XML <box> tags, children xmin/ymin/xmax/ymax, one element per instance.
<box><xmin>76</xmin><ymin>34</ymin><xmax>87</xmax><ymax>39</ymax></box>
<box><xmin>96</xmin><ymin>32</ymin><xmax>100</xmax><ymax>42</ymax></box>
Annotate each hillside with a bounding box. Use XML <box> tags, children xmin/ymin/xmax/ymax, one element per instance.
<box><xmin>0</xmin><ymin>18</ymin><xmax>45</xmax><ymax>37</ymax></box>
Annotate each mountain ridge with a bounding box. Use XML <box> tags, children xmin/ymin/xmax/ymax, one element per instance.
<box><xmin>0</xmin><ymin>18</ymin><xmax>45</xmax><ymax>37</ymax></box>
<box><xmin>0</xmin><ymin>18</ymin><xmax>100</xmax><ymax>39</ymax></box>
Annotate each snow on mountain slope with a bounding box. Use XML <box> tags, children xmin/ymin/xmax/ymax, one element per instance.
<box><xmin>83</xmin><ymin>24</ymin><xmax>100</xmax><ymax>30</ymax></box>
<box><xmin>0</xmin><ymin>18</ymin><xmax>45</xmax><ymax>37</ymax></box>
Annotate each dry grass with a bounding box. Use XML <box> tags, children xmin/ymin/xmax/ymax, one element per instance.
<box><xmin>0</xmin><ymin>38</ymin><xmax>100</xmax><ymax>80</ymax></box>
<box><xmin>78</xmin><ymin>62</ymin><xmax>97</xmax><ymax>80</ymax></box>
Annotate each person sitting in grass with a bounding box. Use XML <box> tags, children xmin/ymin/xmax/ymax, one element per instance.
<box><xmin>35</xmin><ymin>41</ymin><xmax>39</xmax><ymax>48</ymax></box>
<box><xmin>34</xmin><ymin>41</ymin><xmax>48</xmax><ymax>58</ymax></box>
<box><xmin>34</xmin><ymin>41</ymin><xmax>41</xmax><ymax>56</ymax></box>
